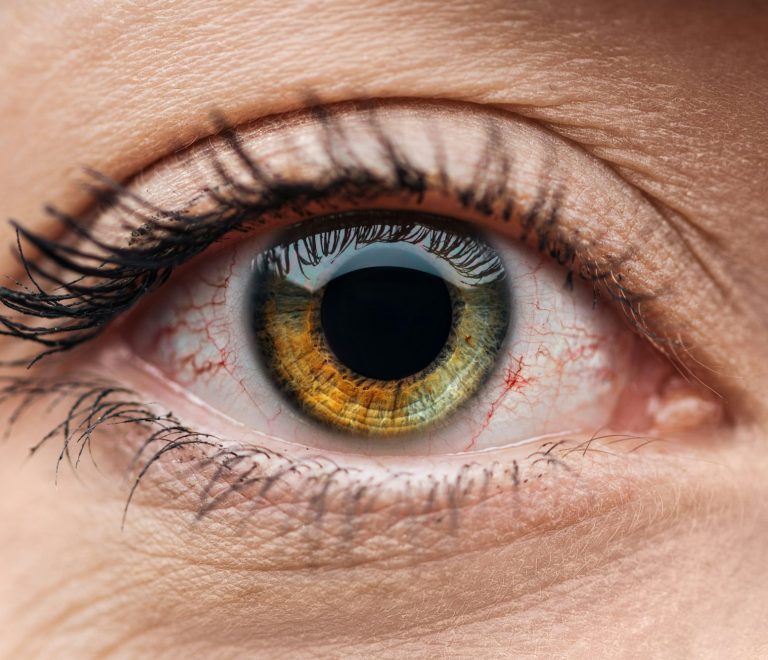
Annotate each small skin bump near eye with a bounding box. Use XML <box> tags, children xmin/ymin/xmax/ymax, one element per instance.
<box><xmin>610</xmin><ymin>358</ymin><xmax>725</xmax><ymax>436</ymax></box>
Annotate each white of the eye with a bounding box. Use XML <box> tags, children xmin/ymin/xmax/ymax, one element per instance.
<box><xmin>132</xmin><ymin>228</ymin><xmax>633</xmax><ymax>455</ymax></box>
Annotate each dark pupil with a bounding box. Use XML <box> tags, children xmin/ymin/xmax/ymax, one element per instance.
<box><xmin>320</xmin><ymin>266</ymin><xmax>453</xmax><ymax>381</ymax></box>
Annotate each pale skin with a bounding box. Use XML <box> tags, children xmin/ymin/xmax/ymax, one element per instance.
<box><xmin>0</xmin><ymin>1</ymin><xmax>767</xmax><ymax>658</ymax></box>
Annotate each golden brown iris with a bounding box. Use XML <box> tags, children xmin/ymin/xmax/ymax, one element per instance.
<box><xmin>251</xmin><ymin>211</ymin><xmax>509</xmax><ymax>436</ymax></box>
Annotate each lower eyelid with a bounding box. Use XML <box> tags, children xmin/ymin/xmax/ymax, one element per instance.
<box><xmin>2</xmin><ymin>358</ymin><xmax>724</xmax><ymax>542</ymax></box>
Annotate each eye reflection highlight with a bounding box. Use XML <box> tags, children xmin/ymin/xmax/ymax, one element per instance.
<box><xmin>250</xmin><ymin>211</ymin><xmax>510</xmax><ymax>436</ymax></box>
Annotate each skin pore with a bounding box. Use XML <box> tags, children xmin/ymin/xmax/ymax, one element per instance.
<box><xmin>0</xmin><ymin>0</ymin><xmax>767</xmax><ymax>657</ymax></box>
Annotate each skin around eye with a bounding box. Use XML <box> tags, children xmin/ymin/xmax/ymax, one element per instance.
<box><xmin>0</xmin><ymin>101</ymin><xmax>726</xmax><ymax>520</ymax></box>
<box><xmin>0</xmin><ymin>100</ymin><xmax>743</xmax><ymax>660</ymax></box>
<box><xmin>0</xmin><ymin>0</ymin><xmax>766</xmax><ymax>654</ymax></box>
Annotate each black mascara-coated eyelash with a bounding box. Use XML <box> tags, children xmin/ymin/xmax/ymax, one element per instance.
<box><xmin>261</xmin><ymin>212</ymin><xmax>504</xmax><ymax>282</ymax></box>
<box><xmin>0</xmin><ymin>104</ymin><xmax>649</xmax><ymax>366</ymax></box>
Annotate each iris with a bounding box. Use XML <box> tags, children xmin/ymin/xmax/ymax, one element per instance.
<box><xmin>251</xmin><ymin>211</ymin><xmax>510</xmax><ymax>436</ymax></box>
<box><xmin>320</xmin><ymin>266</ymin><xmax>453</xmax><ymax>381</ymax></box>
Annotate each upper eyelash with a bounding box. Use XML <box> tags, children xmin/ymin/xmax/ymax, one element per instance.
<box><xmin>261</xmin><ymin>212</ymin><xmax>505</xmax><ymax>283</ymax></box>
<box><xmin>0</xmin><ymin>103</ymin><xmax>651</xmax><ymax>366</ymax></box>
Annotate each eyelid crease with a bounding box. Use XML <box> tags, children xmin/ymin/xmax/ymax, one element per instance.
<box><xmin>0</xmin><ymin>99</ymin><xmax>661</xmax><ymax>371</ymax></box>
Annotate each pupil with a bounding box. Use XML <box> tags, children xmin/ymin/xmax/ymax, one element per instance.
<box><xmin>320</xmin><ymin>266</ymin><xmax>453</xmax><ymax>381</ymax></box>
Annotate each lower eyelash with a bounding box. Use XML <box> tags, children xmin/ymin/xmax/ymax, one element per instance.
<box><xmin>1</xmin><ymin>375</ymin><xmax>660</xmax><ymax>531</ymax></box>
<box><xmin>0</xmin><ymin>102</ymin><xmax>652</xmax><ymax>367</ymax></box>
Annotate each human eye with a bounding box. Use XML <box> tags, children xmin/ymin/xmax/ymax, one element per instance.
<box><xmin>4</xmin><ymin>0</ymin><xmax>768</xmax><ymax>652</ymax></box>
<box><xmin>2</xmin><ymin>100</ymin><xmax>724</xmax><ymax>530</ymax></box>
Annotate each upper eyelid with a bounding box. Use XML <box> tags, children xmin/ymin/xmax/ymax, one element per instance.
<box><xmin>39</xmin><ymin>96</ymin><xmax>713</xmax><ymax>317</ymax></box>
<box><xmin>0</xmin><ymin>94</ymin><xmax>679</xmax><ymax>326</ymax></box>
<box><xmin>4</xmin><ymin>110</ymin><xmax>624</xmax><ymax>270</ymax></box>
<box><xmin>9</xmin><ymin>97</ymin><xmax>668</xmax><ymax>230</ymax></box>
<box><xmin>1</xmin><ymin>98</ymin><xmax>721</xmax><ymax>401</ymax></box>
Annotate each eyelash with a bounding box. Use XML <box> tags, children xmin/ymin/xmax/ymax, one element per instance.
<box><xmin>0</xmin><ymin>102</ymin><xmax>665</xmax><ymax>524</ymax></box>
<box><xmin>0</xmin><ymin>105</ymin><xmax>648</xmax><ymax>366</ymax></box>
<box><xmin>0</xmin><ymin>374</ymin><xmax>655</xmax><ymax>527</ymax></box>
